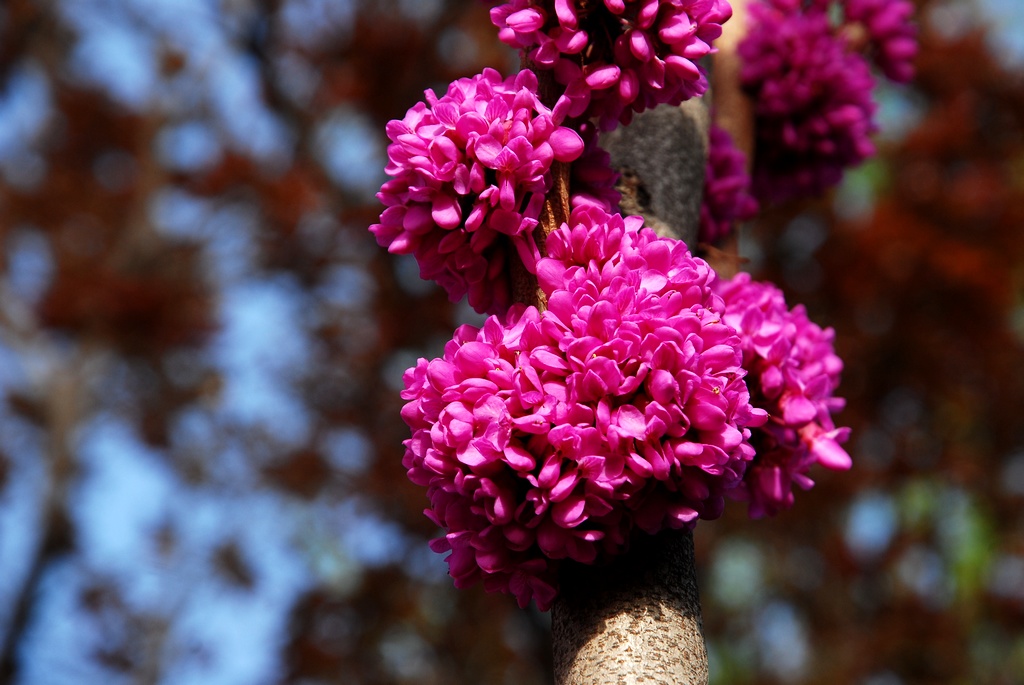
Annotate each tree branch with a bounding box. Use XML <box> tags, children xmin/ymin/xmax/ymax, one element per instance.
<box><xmin>602</xmin><ymin>99</ymin><xmax>710</xmax><ymax>246</ymax></box>
<box><xmin>550</xmin><ymin>2</ymin><xmax>757</xmax><ymax>681</ymax></box>
<box><xmin>551</xmin><ymin>101</ymin><xmax>711</xmax><ymax>685</ymax></box>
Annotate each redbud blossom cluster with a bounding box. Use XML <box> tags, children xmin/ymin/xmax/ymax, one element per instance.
<box><xmin>369</xmin><ymin>0</ymin><xmax>887</xmax><ymax>609</ymax></box>
<box><xmin>370</xmin><ymin>68</ymin><xmax>583</xmax><ymax>314</ymax></box>
<box><xmin>489</xmin><ymin>0</ymin><xmax>732</xmax><ymax>130</ymax></box>
<box><xmin>741</xmin><ymin>2</ymin><xmax>877</xmax><ymax>201</ymax></box>
<box><xmin>845</xmin><ymin>0</ymin><xmax>918</xmax><ymax>83</ymax></box>
<box><xmin>401</xmin><ymin>207</ymin><xmax>767</xmax><ymax>609</ymax></box>
<box><xmin>740</xmin><ymin>0</ymin><xmax>916</xmax><ymax>202</ymax></box>
<box><xmin>714</xmin><ymin>272</ymin><xmax>851</xmax><ymax>518</ymax></box>
<box><xmin>699</xmin><ymin>125</ymin><xmax>759</xmax><ymax>244</ymax></box>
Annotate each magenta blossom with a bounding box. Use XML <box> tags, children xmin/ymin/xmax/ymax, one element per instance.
<box><xmin>401</xmin><ymin>206</ymin><xmax>766</xmax><ymax>609</ymax></box>
<box><xmin>699</xmin><ymin>124</ymin><xmax>759</xmax><ymax>244</ymax></box>
<box><xmin>713</xmin><ymin>272</ymin><xmax>851</xmax><ymax>518</ymax></box>
<box><xmin>740</xmin><ymin>0</ymin><xmax>877</xmax><ymax>202</ymax></box>
<box><xmin>845</xmin><ymin>0</ymin><xmax>917</xmax><ymax>83</ymax></box>
<box><xmin>370</xmin><ymin>68</ymin><xmax>584</xmax><ymax>315</ymax></box>
<box><xmin>489</xmin><ymin>0</ymin><xmax>731</xmax><ymax>130</ymax></box>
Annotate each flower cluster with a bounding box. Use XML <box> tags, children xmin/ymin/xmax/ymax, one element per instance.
<box><xmin>713</xmin><ymin>272</ymin><xmax>851</xmax><ymax>518</ymax></box>
<box><xmin>370</xmin><ymin>68</ymin><xmax>583</xmax><ymax>314</ymax></box>
<box><xmin>740</xmin><ymin>1</ymin><xmax>877</xmax><ymax>202</ymax></box>
<box><xmin>375</xmin><ymin>0</ymin><xmax>873</xmax><ymax>611</ymax></box>
<box><xmin>845</xmin><ymin>0</ymin><xmax>917</xmax><ymax>84</ymax></box>
<box><xmin>489</xmin><ymin>0</ymin><xmax>731</xmax><ymax>130</ymax></box>
<box><xmin>699</xmin><ymin>124</ymin><xmax>759</xmax><ymax>244</ymax></box>
<box><xmin>739</xmin><ymin>0</ymin><xmax>917</xmax><ymax>202</ymax></box>
<box><xmin>400</xmin><ymin>206</ymin><xmax>766</xmax><ymax>609</ymax></box>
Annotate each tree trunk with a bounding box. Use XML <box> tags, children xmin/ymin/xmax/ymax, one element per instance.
<box><xmin>552</xmin><ymin>529</ymin><xmax>708</xmax><ymax>685</ymax></box>
<box><xmin>550</xmin><ymin>2</ymin><xmax>755</xmax><ymax>680</ymax></box>
<box><xmin>551</xmin><ymin>93</ymin><xmax>712</xmax><ymax>685</ymax></box>
<box><xmin>601</xmin><ymin>99</ymin><xmax>710</xmax><ymax>246</ymax></box>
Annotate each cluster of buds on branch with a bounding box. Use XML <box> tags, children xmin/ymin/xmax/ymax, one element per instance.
<box><xmin>370</xmin><ymin>0</ymin><xmax>915</xmax><ymax>610</ymax></box>
<box><xmin>741</xmin><ymin>0</ymin><xmax>917</xmax><ymax>201</ymax></box>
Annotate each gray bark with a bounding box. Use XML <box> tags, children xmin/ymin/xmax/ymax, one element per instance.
<box><xmin>601</xmin><ymin>99</ymin><xmax>710</xmax><ymax>246</ymax></box>
<box><xmin>552</xmin><ymin>529</ymin><xmax>708</xmax><ymax>685</ymax></box>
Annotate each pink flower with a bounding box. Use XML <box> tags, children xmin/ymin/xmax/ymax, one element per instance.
<box><xmin>699</xmin><ymin>124</ymin><xmax>758</xmax><ymax>244</ymax></box>
<box><xmin>489</xmin><ymin>0</ymin><xmax>732</xmax><ymax>130</ymax></box>
<box><xmin>713</xmin><ymin>272</ymin><xmax>851</xmax><ymax>518</ymax></box>
<box><xmin>740</xmin><ymin>0</ymin><xmax>877</xmax><ymax>202</ymax></box>
<box><xmin>845</xmin><ymin>0</ymin><xmax>917</xmax><ymax>83</ymax></box>
<box><xmin>370</xmin><ymin>68</ymin><xmax>584</xmax><ymax>314</ymax></box>
<box><xmin>401</xmin><ymin>206</ymin><xmax>766</xmax><ymax>609</ymax></box>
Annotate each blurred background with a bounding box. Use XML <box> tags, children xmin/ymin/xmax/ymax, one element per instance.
<box><xmin>0</xmin><ymin>0</ymin><xmax>1023</xmax><ymax>683</ymax></box>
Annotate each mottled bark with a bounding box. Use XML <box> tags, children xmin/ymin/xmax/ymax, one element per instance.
<box><xmin>602</xmin><ymin>99</ymin><xmax>710</xmax><ymax>246</ymax></box>
<box><xmin>552</xmin><ymin>529</ymin><xmax>707</xmax><ymax>685</ymax></box>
